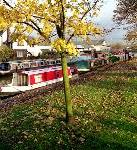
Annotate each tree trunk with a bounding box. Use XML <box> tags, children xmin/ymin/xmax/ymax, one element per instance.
<box><xmin>61</xmin><ymin>53</ymin><xmax>73</xmax><ymax>123</ymax></box>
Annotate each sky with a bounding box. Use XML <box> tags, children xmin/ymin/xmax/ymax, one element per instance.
<box><xmin>95</xmin><ymin>0</ymin><xmax>126</xmax><ymax>43</ymax></box>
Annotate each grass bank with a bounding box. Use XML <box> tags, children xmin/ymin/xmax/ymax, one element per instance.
<box><xmin>0</xmin><ymin>59</ymin><xmax>137</xmax><ymax>150</ymax></box>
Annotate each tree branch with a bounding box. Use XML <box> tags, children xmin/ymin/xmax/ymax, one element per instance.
<box><xmin>67</xmin><ymin>0</ymin><xmax>100</xmax><ymax>43</ymax></box>
<box><xmin>17</xmin><ymin>21</ymin><xmax>38</xmax><ymax>31</ymax></box>
<box><xmin>61</xmin><ymin>0</ymin><xmax>65</xmax><ymax>38</ymax></box>
<box><xmin>33</xmin><ymin>15</ymin><xmax>56</xmax><ymax>24</ymax></box>
<box><xmin>3</xmin><ymin>0</ymin><xmax>13</xmax><ymax>8</ymax></box>
<box><xmin>56</xmin><ymin>0</ymin><xmax>65</xmax><ymax>39</ymax></box>
<box><xmin>30</xmin><ymin>20</ymin><xmax>42</xmax><ymax>34</ymax></box>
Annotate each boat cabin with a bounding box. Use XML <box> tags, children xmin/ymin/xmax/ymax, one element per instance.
<box><xmin>12</xmin><ymin>66</ymin><xmax>71</xmax><ymax>86</ymax></box>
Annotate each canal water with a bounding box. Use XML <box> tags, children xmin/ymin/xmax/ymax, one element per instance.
<box><xmin>0</xmin><ymin>74</ymin><xmax>12</xmax><ymax>85</ymax></box>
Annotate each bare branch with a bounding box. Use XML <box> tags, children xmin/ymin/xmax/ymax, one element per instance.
<box><xmin>30</xmin><ymin>20</ymin><xmax>42</xmax><ymax>34</ymax></box>
<box><xmin>3</xmin><ymin>0</ymin><xmax>13</xmax><ymax>8</ymax></box>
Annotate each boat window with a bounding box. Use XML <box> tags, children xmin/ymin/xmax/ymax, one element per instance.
<box><xmin>23</xmin><ymin>63</ymin><xmax>29</xmax><ymax>68</ymax></box>
<box><xmin>56</xmin><ymin>60</ymin><xmax>61</xmax><ymax>64</ymax></box>
<box><xmin>44</xmin><ymin>62</ymin><xmax>47</xmax><ymax>66</ymax></box>
<box><xmin>49</xmin><ymin>61</ymin><xmax>52</xmax><ymax>65</ymax></box>
<box><xmin>41</xmin><ymin>61</ymin><xmax>44</xmax><ymax>65</ymax></box>
<box><xmin>31</xmin><ymin>62</ymin><xmax>37</xmax><ymax>67</ymax></box>
<box><xmin>0</xmin><ymin>63</ymin><xmax>10</xmax><ymax>71</ymax></box>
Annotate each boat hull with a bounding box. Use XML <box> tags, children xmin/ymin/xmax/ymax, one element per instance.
<box><xmin>0</xmin><ymin>70</ymin><xmax>11</xmax><ymax>75</ymax></box>
<box><xmin>0</xmin><ymin>77</ymin><xmax>64</xmax><ymax>93</ymax></box>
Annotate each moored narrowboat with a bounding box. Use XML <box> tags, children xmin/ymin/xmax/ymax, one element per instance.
<box><xmin>68</xmin><ymin>55</ymin><xmax>108</xmax><ymax>72</ymax></box>
<box><xmin>0</xmin><ymin>66</ymin><xmax>78</xmax><ymax>93</ymax></box>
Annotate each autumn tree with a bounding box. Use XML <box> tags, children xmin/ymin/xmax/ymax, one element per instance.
<box><xmin>114</xmin><ymin>0</ymin><xmax>137</xmax><ymax>48</ymax></box>
<box><xmin>126</xmin><ymin>29</ymin><xmax>137</xmax><ymax>50</ymax></box>
<box><xmin>114</xmin><ymin>0</ymin><xmax>137</xmax><ymax>24</ymax></box>
<box><xmin>0</xmin><ymin>0</ymin><xmax>102</xmax><ymax>123</ymax></box>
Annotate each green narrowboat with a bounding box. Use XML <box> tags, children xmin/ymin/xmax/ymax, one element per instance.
<box><xmin>68</xmin><ymin>55</ymin><xmax>108</xmax><ymax>72</ymax></box>
<box><xmin>68</xmin><ymin>55</ymin><xmax>94</xmax><ymax>72</ymax></box>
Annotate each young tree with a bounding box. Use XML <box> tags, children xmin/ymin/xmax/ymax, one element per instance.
<box><xmin>0</xmin><ymin>0</ymin><xmax>102</xmax><ymax>123</ymax></box>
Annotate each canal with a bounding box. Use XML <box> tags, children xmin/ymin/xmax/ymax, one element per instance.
<box><xmin>0</xmin><ymin>74</ymin><xmax>12</xmax><ymax>85</ymax></box>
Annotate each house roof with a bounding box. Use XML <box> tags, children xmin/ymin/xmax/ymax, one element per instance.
<box><xmin>71</xmin><ymin>38</ymin><xmax>108</xmax><ymax>49</ymax></box>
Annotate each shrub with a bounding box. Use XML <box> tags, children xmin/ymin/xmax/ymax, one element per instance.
<box><xmin>0</xmin><ymin>44</ymin><xmax>13</xmax><ymax>61</ymax></box>
<box><xmin>109</xmin><ymin>55</ymin><xmax>120</xmax><ymax>63</ymax></box>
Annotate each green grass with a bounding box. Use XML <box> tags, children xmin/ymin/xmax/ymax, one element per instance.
<box><xmin>1</xmin><ymin>60</ymin><xmax>137</xmax><ymax>150</ymax></box>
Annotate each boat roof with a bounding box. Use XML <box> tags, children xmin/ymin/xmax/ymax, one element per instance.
<box><xmin>70</xmin><ymin>55</ymin><xmax>95</xmax><ymax>62</ymax></box>
<box><xmin>21</xmin><ymin>66</ymin><xmax>63</xmax><ymax>75</ymax></box>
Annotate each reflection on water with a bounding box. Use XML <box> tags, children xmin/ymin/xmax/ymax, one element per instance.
<box><xmin>0</xmin><ymin>74</ymin><xmax>12</xmax><ymax>85</ymax></box>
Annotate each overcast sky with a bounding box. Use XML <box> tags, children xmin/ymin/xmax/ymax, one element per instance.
<box><xmin>95</xmin><ymin>0</ymin><xmax>126</xmax><ymax>43</ymax></box>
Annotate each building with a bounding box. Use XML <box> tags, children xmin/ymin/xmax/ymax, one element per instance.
<box><xmin>92</xmin><ymin>40</ymin><xmax>110</xmax><ymax>52</ymax></box>
<box><xmin>72</xmin><ymin>38</ymin><xmax>110</xmax><ymax>58</ymax></box>
<box><xmin>12</xmin><ymin>40</ymin><xmax>52</xmax><ymax>58</ymax></box>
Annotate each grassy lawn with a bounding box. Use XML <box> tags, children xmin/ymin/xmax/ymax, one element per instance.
<box><xmin>0</xmin><ymin>60</ymin><xmax>137</xmax><ymax>150</ymax></box>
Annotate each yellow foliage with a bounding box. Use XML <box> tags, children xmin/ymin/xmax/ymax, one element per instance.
<box><xmin>52</xmin><ymin>38</ymin><xmax>79</xmax><ymax>56</ymax></box>
<box><xmin>0</xmin><ymin>0</ymin><xmax>102</xmax><ymax>56</ymax></box>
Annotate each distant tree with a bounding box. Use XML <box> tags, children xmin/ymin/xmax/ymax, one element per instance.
<box><xmin>125</xmin><ymin>29</ymin><xmax>137</xmax><ymax>50</ymax></box>
<box><xmin>38</xmin><ymin>50</ymin><xmax>60</xmax><ymax>59</ymax></box>
<box><xmin>114</xmin><ymin>0</ymin><xmax>137</xmax><ymax>48</ymax></box>
<box><xmin>110</xmin><ymin>43</ymin><xmax>125</xmax><ymax>50</ymax></box>
<box><xmin>114</xmin><ymin>0</ymin><xmax>137</xmax><ymax>25</ymax></box>
<box><xmin>0</xmin><ymin>44</ymin><xmax>13</xmax><ymax>61</ymax></box>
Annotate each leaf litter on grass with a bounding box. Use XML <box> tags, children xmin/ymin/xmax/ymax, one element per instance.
<box><xmin>1</xmin><ymin>59</ymin><xmax>137</xmax><ymax>149</ymax></box>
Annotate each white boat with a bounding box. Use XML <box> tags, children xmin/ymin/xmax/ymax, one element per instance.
<box><xmin>0</xmin><ymin>66</ymin><xmax>78</xmax><ymax>93</ymax></box>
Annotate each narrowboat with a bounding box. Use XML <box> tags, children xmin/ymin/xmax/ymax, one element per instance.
<box><xmin>0</xmin><ymin>66</ymin><xmax>78</xmax><ymax>93</ymax></box>
<box><xmin>68</xmin><ymin>55</ymin><xmax>108</xmax><ymax>72</ymax></box>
